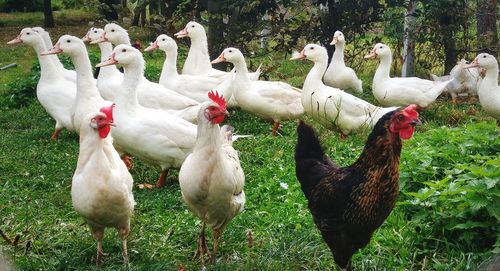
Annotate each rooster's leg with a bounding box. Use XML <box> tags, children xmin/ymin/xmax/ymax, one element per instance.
<box><xmin>50</xmin><ymin>128</ymin><xmax>62</xmax><ymax>140</ymax></box>
<box><xmin>155</xmin><ymin>169</ymin><xmax>169</xmax><ymax>188</ymax></box>
<box><xmin>118</xmin><ymin>227</ymin><xmax>130</xmax><ymax>266</ymax></box>
<box><xmin>211</xmin><ymin>228</ymin><xmax>222</xmax><ymax>263</ymax></box>
<box><xmin>194</xmin><ymin>222</ymin><xmax>210</xmax><ymax>265</ymax></box>
<box><xmin>121</xmin><ymin>155</ymin><xmax>133</xmax><ymax>170</ymax></box>
<box><xmin>272</xmin><ymin>121</ymin><xmax>280</xmax><ymax>136</ymax></box>
<box><xmin>91</xmin><ymin>227</ymin><xmax>105</xmax><ymax>267</ymax></box>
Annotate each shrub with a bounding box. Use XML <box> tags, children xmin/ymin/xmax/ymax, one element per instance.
<box><xmin>0</xmin><ymin>61</ymin><xmax>40</xmax><ymax>108</ymax></box>
<box><xmin>401</xmin><ymin>123</ymin><xmax>500</xmax><ymax>252</ymax></box>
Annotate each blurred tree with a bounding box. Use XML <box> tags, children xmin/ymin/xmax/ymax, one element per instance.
<box><xmin>402</xmin><ymin>0</ymin><xmax>416</xmax><ymax>77</ymax></box>
<box><xmin>476</xmin><ymin>0</ymin><xmax>498</xmax><ymax>56</ymax></box>
<box><xmin>207</xmin><ymin>0</ymin><xmax>225</xmax><ymax>69</ymax></box>
<box><xmin>43</xmin><ymin>0</ymin><xmax>55</xmax><ymax>27</ymax></box>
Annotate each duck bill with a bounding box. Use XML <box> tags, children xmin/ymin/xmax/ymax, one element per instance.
<box><xmin>90</xmin><ymin>32</ymin><xmax>107</xmax><ymax>44</ymax></box>
<box><xmin>330</xmin><ymin>37</ymin><xmax>338</xmax><ymax>45</ymax></box>
<box><xmin>144</xmin><ymin>41</ymin><xmax>159</xmax><ymax>52</ymax></box>
<box><xmin>81</xmin><ymin>33</ymin><xmax>91</xmax><ymax>43</ymax></box>
<box><xmin>7</xmin><ymin>35</ymin><xmax>22</xmax><ymax>45</ymax></box>
<box><xmin>364</xmin><ymin>49</ymin><xmax>377</xmax><ymax>59</ymax></box>
<box><xmin>211</xmin><ymin>53</ymin><xmax>225</xmax><ymax>64</ymax></box>
<box><xmin>96</xmin><ymin>53</ymin><xmax>117</xmax><ymax>67</ymax></box>
<box><xmin>40</xmin><ymin>42</ymin><xmax>62</xmax><ymax>55</ymax></box>
<box><xmin>290</xmin><ymin>50</ymin><xmax>306</xmax><ymax>60</ymax></box>
<box><xmin>174</xmin><ymin>28</ymin><xmax>188</xmax><ymax>38</ymax></box>
<box><xmin>463</xmin><ymin>59</ymin><xmax>479</xmax><ymax>69</ymax></box>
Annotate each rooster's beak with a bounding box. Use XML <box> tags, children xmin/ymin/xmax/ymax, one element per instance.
<box><xmin>410</xmin><ymin>119</ymin><xmax>422</xmax><ymax>126</ymax></box>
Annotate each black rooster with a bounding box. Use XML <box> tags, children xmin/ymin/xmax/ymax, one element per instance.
<box><xmin>295</xmin><ymin>105</ymin><xmax>421</xmax><ymax>270</ymax></box>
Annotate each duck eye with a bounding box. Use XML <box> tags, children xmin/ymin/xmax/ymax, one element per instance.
<box><xmin>229</xmin><ymin>50</ymin><xmax>232</xmax><ymax>53</ymax></box>
<box><xmin>162</xmin><ymin>39</ymin><xmax>165</xmax><ymax>41</ymax></box>
<box><xmin>122</xmin><ymin>49</ymin><xmax>126</xmax><ymax>52</ymax></box>
<box><xmin>94</xmin><ymin>30</ymin><xmax>97</xmax><ymax>33</ymax></box>
<box><xmin>310</xmin><ymin>47</ymin><xmax>314</xmax><ymax>50</ymax></box>
<box><xmin>483</xmin><ymin>55</ymin><xmax>487</xmax><ymax>58</ymax></box>
<box><xmin>111</xmin><ymin>29</ymin><xmax>115</xmax><ymax>32</ymax></box>
<box><xmin>191</xmin><ymin>25</ymin><xmax>195</xmax><ymax>28</ymax></box>
<box><xmin>379</xmin><ymin>46</ymin><xmax>383</xmax><ymax>49</ymax></box>
<box><xmin>67</xmin><ymin>40</ymin><xmax>71</xmax><ymax>43</ymax></box>
<box><xmin>27</xmin><ymin>32</ymin><xmax>30</xmax><ymax>35</ymax></box>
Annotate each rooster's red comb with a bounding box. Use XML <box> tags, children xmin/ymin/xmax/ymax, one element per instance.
<box><xmin>99</xmin><ymin>103</ymin><xmax>115</xmax><ymax>122</ymax></box>
<box><xmin>402</xmin><ymin>104</ymin><xmax>420</xmax><ymax>118</ymax></box>
<box><xmin>208</xmin><ymin>90</ymin><xmax>226</xmax><ymax>110</ymax></box>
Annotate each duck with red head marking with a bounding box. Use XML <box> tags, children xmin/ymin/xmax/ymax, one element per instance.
<box><xmin>389</xmin><ymin>104</ymin><xmax>422</xmax><ymax>140</ymax></box>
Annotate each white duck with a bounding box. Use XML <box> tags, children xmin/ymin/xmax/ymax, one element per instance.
<box><xmin>82</xmin><ymin>27</ymin><xmax>124</xmax><ymax>101</ymax></box>
<box><xmin>292</xmin><ymin>44</ymin><xmax>397</xmax><ymax>138</ymax></box>
<box><xmin>72</xmin><ymin>107</ymin><xmax>134</xmax><ymax>266</ymax></box>
<box><xmin>179</xmin><ymin>91</ymin><xmax>244</xmax><ymax>264</ymax></box>
<box><xmin>323</xmin><ymin>31</ymin><xmax>363</xmax><ymax>93</ymax></box>
<box><xmin>92</xmin><ymin>23</ymin><xmax>201</xmax><ymax>115</ymax></box>
<box><xmin>7</xmin><ymin>28</ymin><xmax>76</xmax><ymax>139</ymax></box>
<box><xmin>31</xmin><ymin>26</ymin><xmax>77</xmax><ymax>83</ymax></box>
<box><xmin>96</xmin><ymin>45</ymin><xmax>197</xmax><ymax>188</ymax></box>
<box><xmin>145</xmin><ymin>34</ymin><xmax>231</xmax><ymax>103</ymax></box>
<box><xmin>365</xmin><ymin>43</ymin><xmax>451</xmax><ymax>107</ymax></box>
<box><xmin>212</xmin><ymin>47</ymin><xmax>304</xmax><ymax>136</ymax></box>
<box><xmin>430</xmin><ymin>59</ymin><xmax>481</xmax><ymax>103</ymax></box>
<box><xmin>175</xmin><ymin>21</ymin><xmax>261</xmax><ymax>80</ymax></box>
<box><xmin>41</xmin><ymin>35</ymin><xmax>113</xmax><ymax>134</ymax></box>
<box><xmin>465</xmin><ymin>53</ymin><xmax>500</xmax><ymax>125</ymax></box>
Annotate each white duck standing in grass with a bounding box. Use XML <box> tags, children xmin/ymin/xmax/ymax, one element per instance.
<box><xmin>92</xmin><ymin>23</ymin><xmax>201</xmax><ymax>115</ymax></box>
<box><xmin>212</xmin><ymin>47</ymin><xmax>304</xmax><ymax>136</ymax></box>
<box><xmin>71</xmin><ymin>107</ymin><xmax>134</xmax><ymax>267</ymax></box>
<box><xmin>144</xmin><ymin>34</ymin><xmax>232</xmax><ymax>103</ymax></box>
<box><xmin>464</xmin><ymin>53</ymin><xmax>500</xmax><ymax>126</ymax></box>
<box><xmin>292</xmin><ymin>44</ymin><xmax>397</xmax><ymax>138</ymax></box>
<box><xmin>365</xmin><ymin>43</ymin><xmax>451</xmax><ymax>107</ymax></box>
<box><xmin>82</xmin><ymin>27</ymin><xmax>124</xmax><ymax>101</ymax></box>
<box><xmin>430</xmin><ymin>59</ymin><xmax>481</xmax><ymax>104</ymax></box>
<box><xmin>175</xmin><ymin>21</ymin><xmax>261</xmax><ymax>80</ymax></box>
<box><xmin>96</xmin><ymin>44</ymin><xmax>197</xmax><ymax>189</ymax></box>
<box><xmin>179</xmin><ymin>91</ymin><xmax>245</xmax><ymax>264</ymax></box>
<box><xmin>31</xmin><ymin>26</ymin><xmax>77</xmax><ymax>83</ymax></box>
<box><xmin>323</xmin><ymin>31</ymin><xmax>363</xmax><ymax>94</ymax></box>
<box><xmin>7</xmin><ymin>28</ymin><xmax>76</xmax><ymax>139</ymax></box>
<box><xmin>41</xmin><ymin>35</ymin><xmax>113</xmax><ymax>134</ymax></box>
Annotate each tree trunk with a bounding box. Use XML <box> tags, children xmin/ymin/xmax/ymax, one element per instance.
<box><xmin>476</xmin><ymin>0</ymin><xmax>498</xmax><ymax>56</ymax></box>
<box><xmin>207</xmin><ymin>0</ymin><xmax>226</xmax><ymax>70</ymax></box>
<box><xmin>443</xmin><ymin>26</ymin><xmax>457</xmax><ymax>74</ymax></box>
<box><xmin>43</xmin><ymin>0</ymin><xmax>55</xmax><ymax>28</ymax></box>
<box><xmin>140</xmin><ymin>1</ymin><xmax>147</xmax><ymax>26</ymax></box>
<box><xmin>318</xmin><ymin>0</ymin><xmax>339</xmax><ymax>61</ymax></box>
<box><xmin>402</xmin><ymin>0</ymin><xmax>416</xmax><ymax>77</ymax></box>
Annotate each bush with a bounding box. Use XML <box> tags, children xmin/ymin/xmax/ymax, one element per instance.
<box><xmin>0</xmin><ymin>61</ymin><xmax>40</xmax><ymax>108</ymax></box>
<box><xmin>0</xmin><ymin>0</ymin><xmax>43</xmax><ymax>12</ymax></box>
<box><xmin>401</xmin><ymin>123</ymin><xmax>500</xmax><ymax>252</ymax></box>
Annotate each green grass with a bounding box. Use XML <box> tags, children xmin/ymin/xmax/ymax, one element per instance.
<box><xmin>0</xmin><ymin>13</ymin><xmax>499</xmax><ymax>271</ymax></box>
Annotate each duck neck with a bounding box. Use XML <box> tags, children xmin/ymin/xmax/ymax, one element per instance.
<box><xmin>304</xmin><ymin>56</ymin><xmax>328</xmax><ymax>92</ymax></box>
<box><xmin>331</xmin><ymin>42</ymin><xmax>345</xmax><ymax>66</ymax></box>
<box><xmin>32</xmin><ymin>41</ymin><xmax>59</xmax><ymax>80</ymax></box>
<box><xmin>189</xmin><ymin>35</ymin><xmax>212</xmax><ymax>70</ymax></box>
<box><xmin>114</xmin><ymin>36</ymin><xmax>131</xmax><ymax>46</ymax></box>
<box><xmin>233</xmin><ymin>58</ymin><xmax>251</xmax><ymax>84</ymax></box>
<box><xmin>97</xmin><ymin>42</ymin><xmax>120</xmax><ymax>78</ymax></box>
<box><xmin>160</xmin><ymin>49</ymin><xmax>179</xmax><ymax>83</ymax></box>
<box><xmin>116</xmin><ymin>62</ymin><xmax>142</xmax><ymax>110</ymax></box>
<box><xmin>482</xmin><ymin>65</ymin><xmax>499</xmax><ymax>88</ymax></box>
<box><xmin>374</xmin><ymin>54</ymin><xmax>392</xmax><ymax>80</ymax></box>
<box><xmin>70</xmin><ymin>51</ymin><xmax>100</xmax><ymax>100</ymax></box>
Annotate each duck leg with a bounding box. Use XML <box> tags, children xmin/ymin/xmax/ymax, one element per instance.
<box><xmin>91</xmin><ymin>227</ymin><xmax>105</xmax><ymax>267</ymax></box>
<box><xmin>211</xmin><ymin>228</ymin><xmax>223</xmax><ymax>263</ymax></box>
<box><xmin>50</xmin><ymin>128</ymin><xmax>62</xmax><ymax>140</ymax></box>
<box><xmin>118</xmin><ymin>227</ymin><xmax>130</xmax><ymax>266</ymax></box>
<box><xmin>155</xmin><ymin>169</ymin><xmax>169</xmax><ymax>188</ymax></box>
<box><xmin>194</xmin><ymin>223</ymin><xmax>210</xmax><ymax>265</ymax></box>
<box><xmin>272</xmin><ymin>121</ymin><xmax>280</xmax><ymax>136</ymax></box>
<box><xmin>121</xmin><ymin>155</ymin><xmax>133</xmax><ymax>170</ymax></box>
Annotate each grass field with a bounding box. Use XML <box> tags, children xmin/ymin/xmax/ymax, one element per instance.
<box><xmin>0</xmin><ymin>11</ymin><xmax>499</xmax><ymax>271</ymax></box>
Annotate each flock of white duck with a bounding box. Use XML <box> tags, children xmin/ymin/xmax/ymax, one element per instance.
<box><xmin>6</xmin><ymin>21</ymin><xmax>500</xmax><ymax>266</ymax></box>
